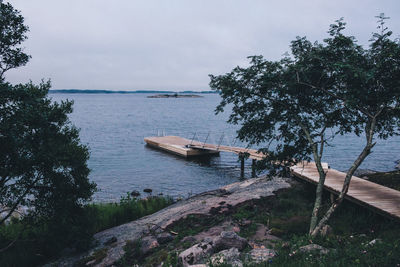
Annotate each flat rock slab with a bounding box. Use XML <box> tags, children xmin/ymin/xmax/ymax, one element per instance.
<box><xmin>48</xmin><ymin>177</ymin><xmax>290</xmax><ymax>266</ymax></box>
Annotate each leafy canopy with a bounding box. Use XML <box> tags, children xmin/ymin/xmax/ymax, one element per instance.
<box><xmin>0</xmin><ymin>81</ymin><xmax>96</xmax><ymax>224</ymax></box>
<box><xmin>0</xmin><ymin>2</ymin><xmax>30</xmax><ymax>81</ymax></box>
<box><xmin>0</xmin><ymin>1</ymin><xmax>96</xmax><ymax>255</ymax></box>
<box><xmin>210</xmin><ymin>17</ymin><xmax>400</xmax><ymax>171</ymax></box>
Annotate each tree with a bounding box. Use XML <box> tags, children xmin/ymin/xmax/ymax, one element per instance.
<box><xmin>210</xmin><ymin>15</ymin><xmax>400</xmax><ymax>236</ymax></box>
<box><xmin>0</xmin><ymin>1</ymin><xmax>30</xmax><ymax>82</ymax></box>
<box><xmin>0</xmin><ymin>1</ymin><xmax>96</xmax><ymax>252</ymax></box>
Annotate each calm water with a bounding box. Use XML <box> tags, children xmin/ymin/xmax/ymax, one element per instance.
<box><xmin>50</xmin><ymin>93</ymin><xmax>400</xmax><ymax>202</ymax></box>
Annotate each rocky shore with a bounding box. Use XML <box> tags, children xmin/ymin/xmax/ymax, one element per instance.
<box><xmin>47</xmin><ymin>177</ymin><xmax>291</xmax><ymax>266</ymax></box>
<box><xmin>46</xmin><ymin>169</ymin><xmax>400</xmax><ymax>266</ymax></box>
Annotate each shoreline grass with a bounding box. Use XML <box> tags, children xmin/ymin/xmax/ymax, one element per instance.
<box><xmin>0</xmin><ymin>194</ymin><xmax>173</xmax><ymax>266</ymax></box>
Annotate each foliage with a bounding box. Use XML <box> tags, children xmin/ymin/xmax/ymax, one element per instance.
<box><xmin>0</xmin><ymin>81</ymin><xmax>96</xmax><ymax>225</ymax></box>
<box><xmin>88</xmin><ymin>194</ymin><xmax>174</xmax><ymax>233</ymax></box>
<box><xmin>209</xmin><ymin>15</ymin><xmax>400</xmax><ymax>236</ymax></box>
<box><xmin>0</xmin><ymin>81</ymin><xmax>96</xmax><ymax>265</ymax></box>
<box><xmin>0</xmin><ymin>1</ymin><xmax>30</xmax><ymax>81</ymax></box>
<box><xmin>365</xmin><ymin>170</ymin><xmax>400</xmax><ymax>191</ymax></box>
<box><xmin>0</xmin><ymin>194</ymin><xmax>173</xmax><ymax>266</ymax></box>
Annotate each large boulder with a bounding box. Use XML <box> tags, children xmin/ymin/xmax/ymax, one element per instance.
<box><xmin>247</xmin><ymin>248</ymin><xmax>276</xmax><ymax>263</ymax></box>
<box><xmin>213</xmin><ymin>231</ymin><xmax>248</xmax><ymax>251</ymax></box>
<box><xmin>140</xmin><ymin>236</ymin><xmax>159</xmax><ymax>255</ymax></box>
<box><xmin>156</xmin><ymin>232</ymin><xmax>174</xmax><ymax>244</ymax></box>
<box><xmin>210</xmin><ymin>248</ymin><xmax>242</xmax><ymax>267</ymax></box>
<box><xmin>178</xmin><ymin>240</ymin><xmax>214</xmax><ymax>267</ymax></box>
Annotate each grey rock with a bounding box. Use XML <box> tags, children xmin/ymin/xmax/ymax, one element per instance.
<box><xmin>213</xmin><ymin>231</ymin><xmax>248</xmax><ymax>251</ymax></box>
<box><xmin>211</xmin><ymin>248</ymin><xmax>242</xmax><ymax>267</ymax></box>
<box><xmin>368</xmin><ymin>238</ymin><xmax>383</xmax><ymax>246</ymax></box>
<box><xmin>140</xmin><ymin>236</ymin><xmax>159</xmax><ymax>255</ymax></box>
<box><xmin>85</xmin><ymin>259</ymin><xmax>96</xmax><ymax>266</ymax></box>
<box><xmin>202</xmin><ymin>236</ymin><xmax>214</xmax><ymax>244</ymax></box>
<box><xmin>46</xmin><ymin>177</ymin><xmax>290</xmax><ymax>266</ymax></box>
<box><xmin>298</xmin><ymin>244</ymin><xmax>329</xmax><ymax>255</ymax></box>
<box><xmin>178</xmin><ymin>241</ymin><xmax>214</xmax><ymax>267</ymax></box>
<box><xmin>143</xmin><ymin>188</ymin><xmax>153</xmax><ymax>194</ymax></box>
<box><xmin>130</xmin><ymin>190</ymin><xmax>140</xmax><ymax>197</ymax></box>
<box><xmin>247</xmin><ymin>248</ymin><xmax>276</xmax><ymax>263</ymax></box>
<box><xmin>103</xmin><ymin>236</ymin><xmax>117</xmax><ymax>246</ymax></box>
<box><xmin>156</xmin><ymin>232</ymin><xmax>173</xmax><ymax>244</ymax></box>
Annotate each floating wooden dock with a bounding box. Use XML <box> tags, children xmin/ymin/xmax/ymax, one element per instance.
<box><xmin>144</xmin><ymin>135</ymin><xmax>400</xmax><ymax>221</ymax></box>
<box><xmin>144</xmin><ymin>136</ymin><xmax>220</xmax><ymax>157</ymax></box>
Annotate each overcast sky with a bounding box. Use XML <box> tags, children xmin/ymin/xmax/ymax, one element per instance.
<box><xmin>5</xmin><ymin>0</ymin><xmax>400</xmax><ymax>91</ymax></box>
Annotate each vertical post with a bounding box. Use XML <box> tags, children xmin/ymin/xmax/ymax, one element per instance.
<box><xmin>330</xmin><ymin>192</ymin><xmax>335</xmax><ymax>204</ymax></box>
<box><xmin>240</xmin><ymin>154</ymin><xmax>245</xmax><ymax>179</ymax></box>
<box><xmin>190</xmin><ymin>132</ymin><xmax>197</xmax><ymax>146</ymax></box>
<box><xmin>252</xmin><ymin>159</ymin><xmax>256</xmax><ymax>178</ymax></box>
<box><xmin>202</xmin><ymin>132</ymin><xmax>210</xmax><ymax>148</ymax></box>
<box><xmin>217</xmin><ymin>133</ymin><xmax>224</xmax><ymax>151</ymax></box>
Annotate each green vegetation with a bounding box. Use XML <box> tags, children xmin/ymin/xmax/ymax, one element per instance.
<box><xmin>0</xmin><ymin>1</ymin><xmax>30</xmax><ymax>81</ymax></box>
<box><xmin>115</xmin><ymin>181</ymin><xmax>400</xmax><ymax>266</ymax></box>
<box><xmin>210</xmin><ymin>14</ymin><xmax>400</xmax><ymax>236</ymax></box>
<box><xmin>235</xmin><ymin>182</ymin><xmax>400</xmax><ymax>266</ymax></box>
<box><xmin>89</xmin><ymin>194</ymin><xmax>174</xmax><ymax>233</ymax></box>
<box><xmin>1</xmin><ymin>1</ymin><xmax>98</xmax><ymax>265</ymax></box>
<box><xmin>0</xmin><ymin>195</ymin><xmax>173</xmax><ymax>266</ymax></box>
<box><xmin>366</xmin><ymin>171</ymin><xmax>400</xmax><ymax>191</ymax></box>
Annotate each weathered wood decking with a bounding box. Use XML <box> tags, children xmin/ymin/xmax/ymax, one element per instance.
<box><xmin>291</xmin><ymin>162</ymin><xmax>400</xmax><ymax>220</ymax></box>
<box><xmin>145</xmin><ymin>135</ymin><xmax>264</xmax><ymax>159</ymax></box>
<box><xmin>144</xmin><ymin>136</ymin><xmax>220</xmax><ymax>157</ymax></box>
<box><xmin>144</xmin><ymin>136</ymin><xmax>400</xmax><ymax>221</ymax></box>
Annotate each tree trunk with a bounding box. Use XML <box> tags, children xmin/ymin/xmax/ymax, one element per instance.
<box><xmin>309</xmin><ymin>162</ymin><xmax>326</xmax><ymax>233</ymax></box>
<box><xmin>310</xmin><ymin>119</ymin><xmax>376</xmax><ymax>236</ymax></box>
<box><xmin>300</xmin><ymin>126</ymin><xmax>327</xmax><ymax>234</ymax></box>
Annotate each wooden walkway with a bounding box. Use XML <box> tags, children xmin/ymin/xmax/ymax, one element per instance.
<box><xmin>144</xmin><ymin>136</ymin><xmax>400</xmax><ymax>221</ymax></box>
<box><xmin>291</xmin><ymin>162</ymin><xmax>400</xmax><ymax>221</ymax></box>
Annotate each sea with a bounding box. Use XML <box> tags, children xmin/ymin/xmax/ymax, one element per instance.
<box><xmin>49</xmin><ymin>93</ymin><xmax>400</xmax><ymax>202</ymax></box>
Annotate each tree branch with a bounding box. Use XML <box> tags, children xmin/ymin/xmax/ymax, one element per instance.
<box><xmin>0</xmin><ymin>176</ymin><xmax>40</xmax><ymax>225</ymax></box>
<box><xmin>296</xmin><ymin>76</ymin><xmax>374</xmax><ymax>118</ymax></box>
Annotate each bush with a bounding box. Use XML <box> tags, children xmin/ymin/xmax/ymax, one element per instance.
<box><xmin>0</xmin><ymin>194</ymin><xmax>173</xmax><ymax>266</ymax></box>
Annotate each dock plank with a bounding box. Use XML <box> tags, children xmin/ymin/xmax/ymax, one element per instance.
<box><xmin>290</xmin><ymin>163</ymin><xmax>400</xmax><ymax>221</ymax></box>
<box><xmin>144</xmin><ymin>136</ymin><xmax>400</xmax><ymax>221</ymax></box>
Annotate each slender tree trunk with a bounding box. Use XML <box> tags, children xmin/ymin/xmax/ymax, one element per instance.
<box><xmin>310</xmin><ymin>119</ymin><xmax>376</xmax><ymax>236</ymax></box>
<box><xmin>309</xmin><ymin>161</ymin><xmax>326</xmax><ymax>233</ymax></box>
<box><xmin>300</xmin><ymin>126</ymin><xmax>327</xmax><ymax>234</ymax></box>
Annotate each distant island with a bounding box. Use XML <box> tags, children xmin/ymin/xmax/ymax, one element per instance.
<box><xmin>49</xmin><ymin>89</ymin><xmax>216</xmax><ymax>94</ymax></box>
<box><xmin>147</xmin><ymin>93</ymin><xmax>203</xmax><ymax>98</ymax></box>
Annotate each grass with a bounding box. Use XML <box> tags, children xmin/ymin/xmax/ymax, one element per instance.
<box><xmin>88</xmin><ymin>194</ymin><xmax>174</xmax><ymax>233</ymax></box>
<box><xmin>0</xmin><ymin>194</ymin><xmax>173</xmax><ymax>267</ymax></box>
<box><xmin>115</xmin><ymin>179</ymin><xmax>400</xmax><ymax>267</ymax></box>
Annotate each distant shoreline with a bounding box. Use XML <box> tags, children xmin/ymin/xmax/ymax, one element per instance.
<box><xmin>147</xmin><ymin>94</ymin><xmax>203</xmax><ymax>98</ymax></box>
<box><xmin>49</xmin><ymin>89</ymin><xmax>216</xmax><ymax>94</ymax></box>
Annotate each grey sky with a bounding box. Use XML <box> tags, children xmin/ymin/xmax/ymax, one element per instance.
<box><xmin>5</xmin><ymin>0</ymin><xmax>400</xmax><ymax>91</ymax></box>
